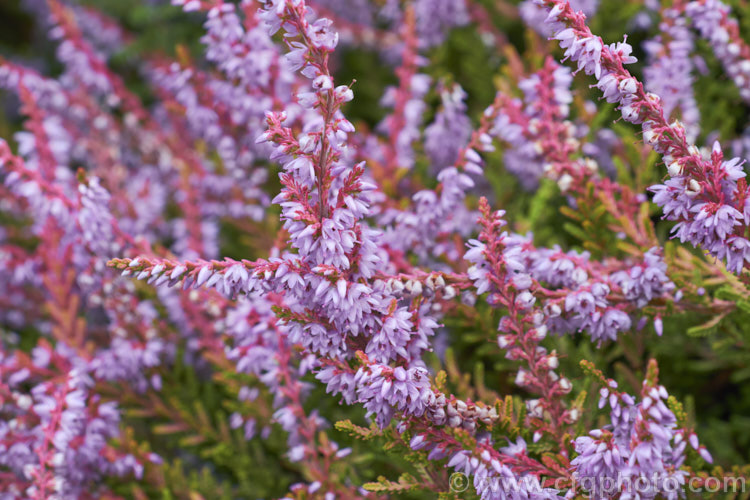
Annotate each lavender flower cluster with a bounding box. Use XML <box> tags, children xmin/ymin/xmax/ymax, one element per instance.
<box><xmin>0</xmin><ymin>0</ymin><xmax>747</xmax><ymax>498</ymax></box>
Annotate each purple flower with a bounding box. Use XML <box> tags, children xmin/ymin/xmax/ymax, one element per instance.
<box><xmin>414</xmin><ymin>0</ymin><xmax>469</xmax><ymax>48</ymax></box>
<box><xmin>307</xmin><ymin>18</ymin><xmax>339</xmax><ymax>51</ymax></box>
<box><xmin>425</xmin><ymin>84</ymin><xmax>472</xmax><ymax>171</ymax></box>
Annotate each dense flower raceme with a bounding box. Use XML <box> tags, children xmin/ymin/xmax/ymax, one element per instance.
<box><xmin>642</xmin><ymin>8</ymin><xmax>701</xmax><ymax>142</ymax></box>
<box><xmin>464</xmin><ymin>201</ymin><xmax>675</xmax><ymax>345</ymax></box>
<box><xmin>492</xmin><ymin>59</ymin><xmax>576</xmax><ymax>191</ymax></box>
<box><xmin>571</xmin><ymin>361</ymin><xmax>712</xmax><ymax>500</ymax></box>
<box><xmin>0</xmin><ymin>343</ymin><xmax>145</xmax><ymax>499</ymax></box>
<box><xmin>539</xmin><ymin>0</ymin><xmax>750</xmax><ymax>273</ymax></box>
<box><xmin>681</xmin><ymin>0</ymin><xmax>750</xmax><ymax>103</ymax></box>
<box><xmin>520</xmin><ymin>0</ymin><xmax>600</xmax><ymax>36</ymax></box>
<box><xmin>424</xmin><ymin>83</ymin><xmax>472</xmax><ymax>173</ymax></box>
<box><xmin>2</xmin><ymin>0</ymin><xmax>750</xmax><ymax>497</ymax></box>
<box><xmin>376</xmin><ymin>6</ymin><xmax>430</xmax><ymax>174</ymax></box>
<box><xmin>379</xmin><ymin>91</ymin><xmax>501</xmax><ymax>263</ymax></box>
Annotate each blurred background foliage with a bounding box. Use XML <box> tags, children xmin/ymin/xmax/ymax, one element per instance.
<box><xmin>2</xmin><ymin>0</ymin><xmax>750</xmax><ymax>496</ymax></box>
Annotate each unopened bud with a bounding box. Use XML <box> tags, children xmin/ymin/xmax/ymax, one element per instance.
<box><xmin>667</xmin><ymin>160</ymin><xmax>683</xmax><ymax>177</ymax></box>
<box><xmin>685</xmin><ymin>178</ymin><xmax>701</xmax><ymax>197</ymax></box>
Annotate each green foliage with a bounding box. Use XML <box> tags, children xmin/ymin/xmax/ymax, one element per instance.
<box><xmin>108</xmin><ymin>347</ymin><xmax>304</xmax><ymax>498</ymax></box>
<box><xmin>363</xmin><ymin>473</ymin><xmax>419</xmax><ymax>493</ymax></box>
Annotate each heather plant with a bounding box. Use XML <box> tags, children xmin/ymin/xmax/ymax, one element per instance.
<box><xmin>2</xmin><ymin>0</ymin><xmax>750</xmax><ymax>498</ymax></box>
